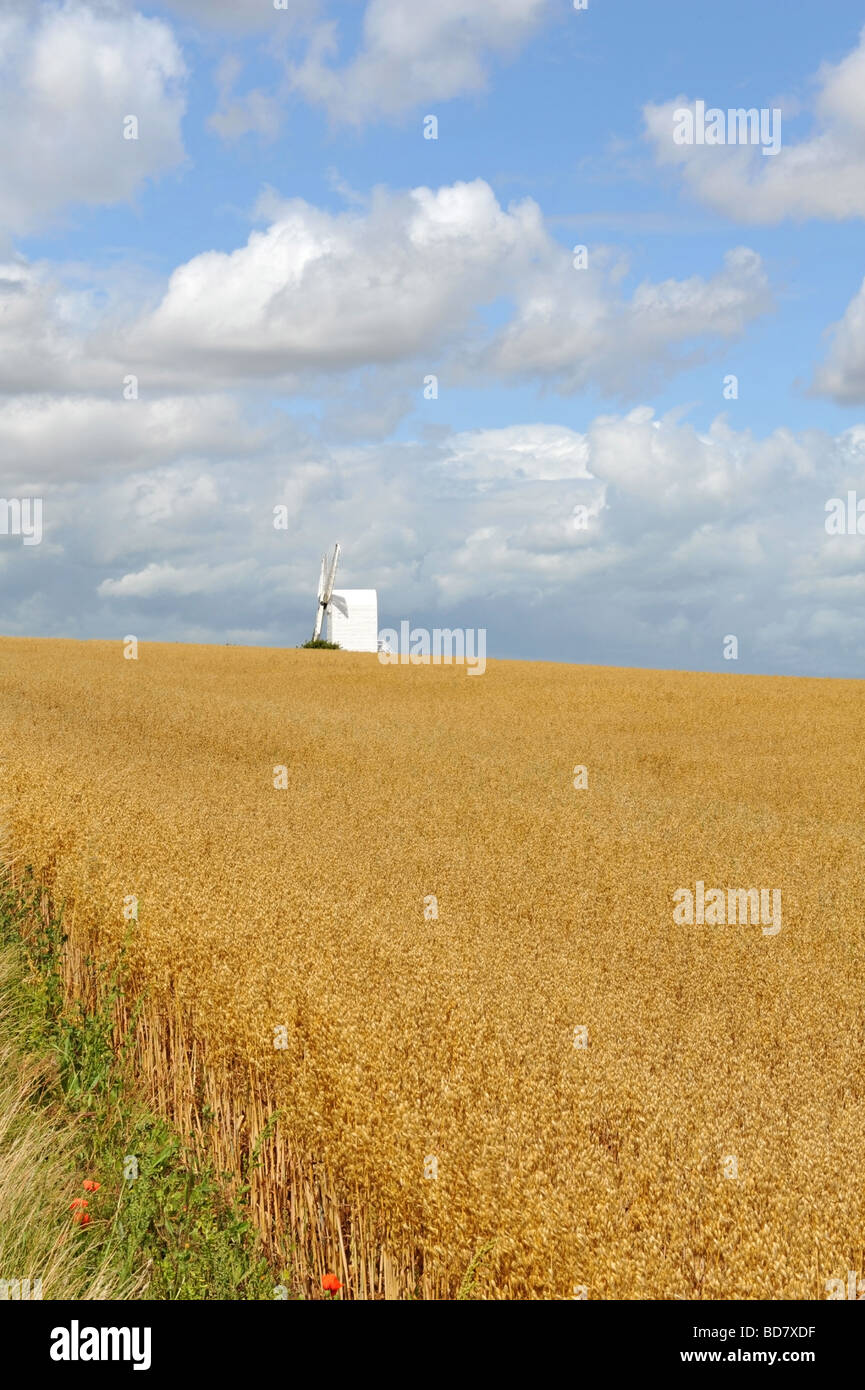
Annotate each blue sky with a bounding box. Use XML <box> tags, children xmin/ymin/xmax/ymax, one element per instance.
<box><xmin>3</xmin><ymin>0</ymin><xmax>865</xmax><ymax>675</ymax></box>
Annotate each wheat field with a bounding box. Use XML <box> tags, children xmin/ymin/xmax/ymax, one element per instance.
<box><xmin>1</xmin><ymin>635</ymin><xmax>863</xmax><ymax>1299</ymax></box>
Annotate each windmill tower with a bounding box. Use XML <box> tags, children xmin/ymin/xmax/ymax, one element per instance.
<box><xmin>310</xmin><ymin>543</ymin><xmax>379</xmax><ymax>652</ymax></box>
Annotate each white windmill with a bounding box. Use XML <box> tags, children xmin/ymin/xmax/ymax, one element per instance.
<box><xmin>310</xmin><ymin>543</ymin><xmax>379</xmax><ymax>652</ymax></box>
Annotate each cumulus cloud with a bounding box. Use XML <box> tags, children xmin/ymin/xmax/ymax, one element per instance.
<box><xmin>288</xmin><ymin>0</ymin><xmax>550</xmax><ymax>124</ymax></box>
<box><xmin>812</xmin><ymin>276</ymin><xmax>865</xmax><ymax>403</ymax></box>
<box><xmin>98</xmin><ymin>558</ymin><xmax>255</xmax><ymax>598</ymax></box>
<box><xmin>0</xmin><ymin>181</ymin><xmax>772</xmax><ymax>405</ymax></box>
<box><xmin>152</xmin><ymin>0</ymin><xmax>319</xmax><ymax>31</ymax></box>
<box><xmin>0</xmin><ymin>392</ymin><xmax>267</xmax><ymax>489</ymax></box>
<box><xmin>482</xmin><ymin>246</ymin><xmax>772</xmax><ymax>396</ymax></box>
<box><xmin>643</xmin><ymin>26</ymin><xmax>865</xmax><ymax>223</ymax></box>
<box><xmin>444</xmin><ymin>424</ymin><xmax>592</xmax><ymax>483</ymax></box>
<box><xmin>5</xmin><ymin>409</ymin><xmax>865</xmax><ymax>676</ymax></box>
<box><xmin>150</xmin><ymin>0</ymin><xmax>546</xmax><ymax>124</ymax></box>
<box><xmin>0</xmin><ymin>1</ymin><xmax>186</xmax><ymax>235</ymax></box>
<box><xmin>0</xmin><ymin>259</ymin><xmax>134</xmax><ymax>396</ymax></box>
<box><xmin>421</xmin><ymin>412</ymin><xmax>831</xmax><ymax>605</ymax></box>
<box><xmin>125</xmin><ymin>180</ymin><xmax>546</xmax><ymax>376</ymax></box>
<box><xmin>123</xmin><ymin>180</ymin><xmax>771</xmax><ymax>396</ymax></box>
<box><xmin>207</xmin><ymin>55</ymin><xmax>283</xmax><ymax>142</ymax></box>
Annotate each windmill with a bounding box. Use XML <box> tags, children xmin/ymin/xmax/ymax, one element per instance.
<box><xmin>312</xmin><ymin>542</ymin><xmax>340</xmax><ymax>642</ymax></box>
<box><xmin>308</xmin><ymin>543</ymin><xmax>379</xmax><ymax>651</ymax></box>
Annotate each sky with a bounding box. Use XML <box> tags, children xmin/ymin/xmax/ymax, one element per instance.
<box><xmin>2</xmin><ymin>0</ymin><xmax>865</xmax><ymax>675</ymax></box>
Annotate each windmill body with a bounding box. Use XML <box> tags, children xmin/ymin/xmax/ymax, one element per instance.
<box><xmin>327</xmin><ymin>589</ymin><xmax>379</xmax><ymax>652</ymax></box>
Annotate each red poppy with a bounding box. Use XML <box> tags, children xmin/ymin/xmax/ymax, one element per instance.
<box><xmin>321</xmin><ymin>1273</ymin><xmax>342</xmax><ymax>1295</ymax></box>
<box><xmin>70</xmin><ymin>1199</ymin><xmax>91</xmax><ymax>1226</ymax></box>
<box><xmin>83</xmin><ymin>1180</ymin><xmax>101</xmax><ymax>1192</ymax></box>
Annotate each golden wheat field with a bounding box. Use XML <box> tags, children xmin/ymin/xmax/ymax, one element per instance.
<box><xmin>1</xmin><ymin>635</ymin><xmax>863</xmax><ymax>1299</ymax></box>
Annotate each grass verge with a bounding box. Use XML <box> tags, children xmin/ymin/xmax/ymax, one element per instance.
<box><xmin>0</xmin><ymin>874</ymin><xmax>284</xmax><ymax>1301</ymax></box>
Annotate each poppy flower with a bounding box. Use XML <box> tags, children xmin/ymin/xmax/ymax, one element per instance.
<box><xmin>321</xmin><ymin>1273</ymin><xmax>342</xmax><ymax>1295</ymax></box>
<box><xmin>70</xmin><ymin>1199</ymin><xmax>91</xmax><ymax>1226</ymax></box>
<box><xmin>83</xmin><ymin>1180</ymin><xmax>101</xmax><ymax>1192</ymax></box>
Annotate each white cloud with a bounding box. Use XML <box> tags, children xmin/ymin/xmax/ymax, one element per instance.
<box><xmin>483</xmin><ymin>246</ymin><xmax>772</xmax><ymax>396</ymax></box>
<box><xmin>98</xmin><ymin>559</ymin><xmax>255</xmax><ymax>598</ymax></box>
<box><xmin>126</xmin><ymin>468</ymin><xmax>220</xmax><ymax>524</ymax></box>
<box><xmin>6</xmin><ymin>409</ymin><xmax>863</xmax><ymax>676</ymax></box>
<box><xmin>445</xmin><ymin>424</ymin><xmax>592</xmax><ymax>483</ymax></box>
<box><xmin>128</xmin><ymin>181</ymin><xmax>545</xmax><ymax>376</ymax></box>
<box><xmin>643</xmin><ymin>27</ymin><xmax>865</xmax><ymax>223</ymax></box>
<box><xmin>124</xmin><ymin>180</ymin><xmax>771</xmax><ymax>396</ymax></box>
<box><xmin>0</xmin><ymin>392</ymin><xmax>266</xmax><ymax>488</ymax></box>
<box><xmin>812</xmin><ymin>276</ymin><xmax>865</xmax><ymax>403</ymax></box>
<box><xmin>420</xmin><ymin>412</ymin><xmax>828</xmax><ymax>606</ymax></box>
<box><xmin>289</xmin><ymin>0</ymin><xmax>550</xmax><ymax>124</ymax></box>
<box><xmin>0</xmin><ymin>183</ymin><xmax>771</xmax><ymax>406</ymax></box>
<box><xmin>0</xmin><ymin>259</ymin><xmax>127</xmax><ymax>394</ymax></box>
<box><xmin>207</xmin><ymin>56</ymin><xmax>283</xmax><ymax>142</ymax></box>
<box><xmin>152</xmin><ymin>0</ymin><xmax>319</xmax><ymax>31</ymax></box>
<box><xmin>0</xmin><ymin>1</ymin><xmax>186</xmax><ymax>235</ymax></box>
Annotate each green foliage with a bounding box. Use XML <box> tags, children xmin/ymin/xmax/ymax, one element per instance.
<box><xmin>457</xmin><ymin>1241</ymin><xmax>496</xmax><ymax>1300</ymax></box>
<box><xmin>299</xmin><ymin>638</ymin><xmax>341</xmax><ymax>649</ymax></box>
<box><xmin>0</xmin><ymin>876</ymin><xmax>285</xmax><ymax>1301</ymax></box>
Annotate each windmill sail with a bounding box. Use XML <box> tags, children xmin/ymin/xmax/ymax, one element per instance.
<box><xmin>312</xmin><ymin>542</ymin><xmax>340</xmax><ymax>641</ymax></box>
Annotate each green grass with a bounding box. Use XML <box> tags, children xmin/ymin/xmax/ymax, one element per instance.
<box><xmin>0</xmin><ymin>875</ymin><xmax>287</xmax><ymax>1301</ymax></box>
